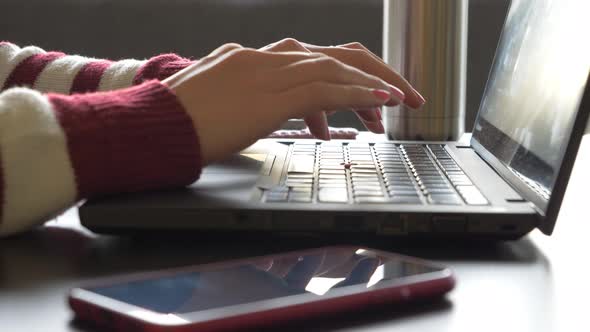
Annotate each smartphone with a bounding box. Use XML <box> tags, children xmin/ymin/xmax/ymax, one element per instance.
<box><xmin>69</xmin><ymin>246</ymin><xmax>454</xmax><ymax>331</ymax></box>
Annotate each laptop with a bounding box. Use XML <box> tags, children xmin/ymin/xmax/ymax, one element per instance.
<box><xmin>80</xmin><ymin>0</ymin><xmax>590</xmax><ymax>239</ymax></box>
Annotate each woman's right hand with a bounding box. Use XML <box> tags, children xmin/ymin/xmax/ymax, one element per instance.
<box><xmin>163</xmin><ymin>44</ymin><xmax>398</xmax><ymax>165</ymax></box>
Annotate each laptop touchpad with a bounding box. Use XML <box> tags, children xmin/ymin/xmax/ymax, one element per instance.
<box><xmin>192</xmin><ymin>140</ymin><xmax>288</xmax><ymax>202</ymax></box>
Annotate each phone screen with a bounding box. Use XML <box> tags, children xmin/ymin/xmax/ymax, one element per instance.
<box><xmin>84</xmin><ymin>247</ymin><xmax>442</xmax><ymax>315</ymax></box>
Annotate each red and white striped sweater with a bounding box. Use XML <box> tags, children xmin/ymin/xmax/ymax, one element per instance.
<box><xmin>0</xmin><ymin>42</ymin><xmax>202</xmax><ymax>236</ymax></box>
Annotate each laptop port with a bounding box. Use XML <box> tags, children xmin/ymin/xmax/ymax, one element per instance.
<box><xmin>431</xmin><ymin>215</ymin><xmax>467</xmax><ymax>232</ymax></box>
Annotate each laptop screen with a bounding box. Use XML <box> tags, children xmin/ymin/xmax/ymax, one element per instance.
<box><xmin>472</xmin><ymin>0</ymin><xmax>590</xmax><ymax>212</ymax></box>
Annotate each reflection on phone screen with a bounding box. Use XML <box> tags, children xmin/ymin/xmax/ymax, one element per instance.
<box><xmin>87</xmin><ymin>248</ymin><xmax>441</xmax><ymax>314</ymax></box>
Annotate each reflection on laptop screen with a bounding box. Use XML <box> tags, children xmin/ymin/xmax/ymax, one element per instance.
<box><xmin>473</xmin><ymin>0</ymin><xmax>590</xmax><ymax>205</ymax></box>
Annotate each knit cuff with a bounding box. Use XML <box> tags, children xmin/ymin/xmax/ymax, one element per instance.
<box><xmin>133</xmin><ymin>54</ymin><xmax>194</xmax><ymax>84</ymax></box>
<box><xmin>48</xmin><ymin>80</ymin><xmax>201</xmax><ymax>198</ymax></box>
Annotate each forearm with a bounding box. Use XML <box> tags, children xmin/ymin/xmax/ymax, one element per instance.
<box><xmin>0</xmin><ymin>42</ymin><xmax>194</xmax><ymax>94</ymax></box>
<box><xmin>0</xmin><ymin>81</ymin><xmax>201</xmax><ymax>237</ymax></box>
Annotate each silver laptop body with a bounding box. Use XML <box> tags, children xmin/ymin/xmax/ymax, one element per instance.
<box><xmin>80</xmin><ymin>0</ymin><xmax>590</xmax><ymax>240</ymax></box>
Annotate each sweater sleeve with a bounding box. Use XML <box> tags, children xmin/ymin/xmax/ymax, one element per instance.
<box><xmin>0</xmin><ymin>81</ymin><xmax>202</xmax><ymax>237</ymax></box>
<box><xmin>0</xmin><ymin>41</ymin><xmax>194</xmax><ymax>95</ymax></box>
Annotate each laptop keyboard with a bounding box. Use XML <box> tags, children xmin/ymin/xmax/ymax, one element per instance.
<box><xmin>264</xmin><ymin>142</ymin><xmax>488</xmax><ymax>205</ymax></box>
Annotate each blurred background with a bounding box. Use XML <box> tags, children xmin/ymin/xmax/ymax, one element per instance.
<box><xmin>0</xmin><ymin>0</ymin><xmax>509</xmax><ymax>131</ymax></box>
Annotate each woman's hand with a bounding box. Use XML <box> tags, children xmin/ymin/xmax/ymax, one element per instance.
<box><xmin>163</xmin><ymin>43</ymin><xmax>400</xmax><ymax>165</ymax></box>
<box><xmin>260</xmin><ymin>38</ymin><xmax>426</xmax><ymax>137</ymax></box>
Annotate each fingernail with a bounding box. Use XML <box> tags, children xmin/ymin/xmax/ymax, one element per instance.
<box><xmin>388</xmin><ymin>85</ymin><xmax>406</xmax><ymax>103</ymax></box>
<box><xmin>413</xmin><ymin>88</ymin><xmax>426</xmax><ymax>106</ymax></box>
<box><xmin>372</xmin><ymin>89</ymin><xmax>391</xmax><ymax>103</ymax></box>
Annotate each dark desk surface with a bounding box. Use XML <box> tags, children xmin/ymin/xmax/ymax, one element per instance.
<box><xmin>2</xmin><ymin>134</ymin><xmax>590</xmax><ymax>332</ymax></box>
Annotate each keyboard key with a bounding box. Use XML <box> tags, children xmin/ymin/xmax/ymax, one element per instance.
<box><xmin>320</xmin><ymin>164</ymin><xmax>344</xmax><ymax>169</ymax></box>
<box><xmin>418</xmin><ymin>180</ymin><xmax>447</xmax><ymax>187</ymax></box>
<box><xmin>350</xmin><ymin>169</ymin><xmax>378</xmax><ymax>174</ymax></box>
<box><xmin>286</xmin><ymin>182</ymin><xmax>313</xmax><ymax>189</ymax></box>
<box><xmin>287</xmin><ymin>173</ymin><xmax>314</xmax><ymax>179</ymax></box>
<box><xmin>352</xmin><ymin>173</ymin><xmax>378</xmax><ymax>179</ymax></box>
<box><xmin>419</xmin><ymin>182</ymin><xmax>451</xmax><ymax>189</ymax></box>
<box><xmin>355</xmin><ymin>197</ymin><xmax>390</xmax><ymax>203</ymax></box>
<box><xmin>383</xmin><ymin>170</ymin><xmax>408</xmax><ymax>176</ymax></box>
<box><xmin>385</xmin><ymin>181</ymin><xmax>414</xmax><ymax>188</ymax></box>
<box><xmin>350</xmin><ymin>157</ymin><xmax>374</xmax><ymax>162</ymax></box>
<box><xmin>354</xmin><ymin>189</ymin><xmax>383</xmax><ymax>196</ymax></box>
<box><xmin>456</xmin><ymin>185</ymin><xmax>488</xmax><ymax>205</ymax></box>
<box><xmin>319</xmin><ymin>179</ymin><xmax>347</xmax><ymax>184</ymax></box>
<box><xmin>381</xmin><ymin>167</ymin><xmax>407</xmax><ymax>173</ymax></box>
<box><xmin>388</xmin><ymin>190</ymin><xmax>419</xmax><ymax>197</ymax></box>
<box><xmin>291</xmin><ymin>187</ymin><xmax>312</xmax><ymax>193</ymax></box>
<box><xmin>448</xmin><ymin>175</ymin><xmax>472</xmax><ymax>184</ymax></box>
<box><xmin>286</xmin><ymin>180</ymin><xmax>313</xmax><ymax>185</ymax></box>
<box><xmin>289</xmin><ymin>192</ymin><xmax>312</xmax><ymax>203</ymax></box>
<box><xmin>351</xmin><ymin>161</ymin><xmax>375</xmax><ymax>166</ymax></box>
<box><xmin>319</xmin><ymin>174</ymin><xmax>346</xmax><ymax>179</ymax></box>
<box><xmin>352</xmin><ymin>182</ymin><xmax>381</xmax><ymax>188</ymax></box>
<box><xmin>319</xmin><ymin>183</ymin><xmax>347</xmax><ymax>188</ymax></box>
<box><xmin>351</xmin><ymin>165</ymin><xmax>379</xmax><ymax>170</ymax></box>
<box><xmin>266</xmin><ymin>191</ymin><xmax>289</xmax><ymax>202</ymax></box>
<box><xmin>384</xmin><ymin>175</ymin><xmax>412</xmax><ymax>182</ymax></box>
<box><xmin>378</xmin><ymin>156</ymin><xmax>403</xmax><ymax>161</ymax></box>
<box><xmin>426</xmin><ymin>188</ymin><xmax>456</xmax><ymax>194</ymax></box>
<box><xmin>354</xmin><ymin>178</ymin><xmax>380</xmax><ymax>185</ymax></box>
<box><xmin>320</xmin><ymin>160</ymin><xmax>344</xmax><ymax>165</ymax></box>
<box><xmin>352</xmin><ymin>172</ymin><xmax>379</xmax><ymax>177</ymax></box>
<box><xmin>319</xmin><ymin>188</ymin><xmax>348</xmax><ymax>203</ymax></box>
<box><xmin>428</xmin><ymin>194</ymin><xmax>463</xmax><ymax>205</ymax></box>
<box><xmin>390</xmin><ymin>196</ymin><xmax>422</xmax><ymax>204</ymax></box>
<box><xmin>353</xmin><ymin>190</ymin><xmax>385</xmax><ymax>197</ymax></box>
<box><xmin>353</xmin><ymin>183</ymin><xmax>381</xmax><ymax>188</ymax></box>
<box><xmin>288</xmin><ymin>156</ymin><xmax>315</xmax><ymax>174</ymax></box>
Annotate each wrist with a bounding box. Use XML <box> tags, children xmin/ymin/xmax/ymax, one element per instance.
<box><xmin>48</xmin><ymin>81</ymin><xmax>202</xmax><ymax>198</ymax></box>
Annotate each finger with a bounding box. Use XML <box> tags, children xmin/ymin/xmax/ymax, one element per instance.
<box><xmin>301</xmin><ymin>41</ymin><xmax>389</xmax><ymax>68</ymax></box>
<box><xmin>304</xmin><ymin>112</ymin><xmax>330</xmax><ymax>140</ymax></box>
<box><xmin>197</xmin><ymin>43</ymin><xmax>244</xmax><ymax>66</ymax></box>
<box><xmin>281</xmin><ymin>82</ymin><xmax>392</xmax><ymax>118</ymax></box>
<box><xmin>355</xmin><ymin>108</ymin><xmax>380</xmax><ymax>123</ymax></box>
<box><xmin>357</xmin><ymin>113</ymin><xmax>385</xmax><ymax>134</ymax></box>
<box><xmin>225</xmin><ymin>49</ymin><xmax>323</xmax><ymax>68</ymax></box>
<box><xmin>208</xmin><ymin>43</ymin><xmax>244</xmax><ymax>59</ymax></box>
<box><xmin>338</xmin><ymin>42</ymin><xmax>410</xmax><ymax>108</ymax></box>
<box><xmin>302</xmin><ymin>42</ymin><xmax>410</xmax><ymax>108</ymax></box>
<box><xmin>271</xmin><ymin>56</ymin><xmax>391</xmax><ymax>93</ymax></box>
<box><xmin>339</xmin><ymin>42</ymin><xmax>389</xmax><ymax>66</ymax></box>
<box><xmin>338</xmin><ymin>42</ymin><xmax>417</xmax><ymax>108</ymax></box>
<box><xmin>300</xmin><ymin>43</ymin><xmax>425</xmax><ymax>109</ymax></box>
<box><xmin>260</xmin><ymin>38</ymin><xmax>311</xmax><ymax>53</ymax></box>
<box><xmin>355</xmin><ymin>108</ymin><xmax>385</xmax><ymax>134</ymax></box>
